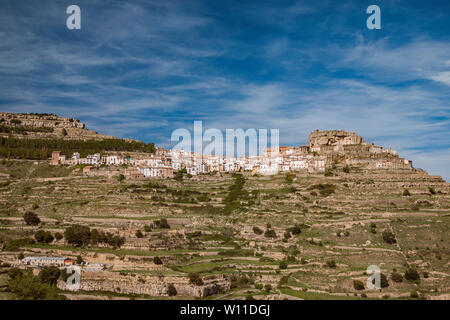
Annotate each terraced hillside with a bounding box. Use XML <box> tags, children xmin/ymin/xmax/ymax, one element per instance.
<box><xmin>0</xmin><ymin>160</ymin><xmax>448</xmax><ymax>300</ymax></box>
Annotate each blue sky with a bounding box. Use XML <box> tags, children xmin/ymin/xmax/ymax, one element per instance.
<box><xmin>0</xmin><ymin>0</ymin><xmax>449</xmax><ymax>180</ymax></box>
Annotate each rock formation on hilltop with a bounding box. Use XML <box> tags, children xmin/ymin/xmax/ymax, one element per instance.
<box><xmin>305</xmin><ymin>130</ymin><xmax>412</xmax><ymax>171</ymax></box>
<box><xmin>307</xmin><ymin>130</ymin><xmax>364</xmax><ymax>147</ymax></box>
<box><xmin>0</xmin><ymin>112</ymin><xmax>130</xmax><ymax>141</ymax></box>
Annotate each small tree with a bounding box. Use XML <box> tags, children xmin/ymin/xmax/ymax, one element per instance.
<box><xmin>64</xmin><ymin>225</ymin><xmax>91</xmax><ymax>247</ymax></box>
<box><xmin>23</xmin><ymin>211</ymin><xmax>40</xmax><ymax>226</ymax></box>
<box><xmin>264</xmin><ymin>229</ymin><xmax>277</xmax><ymax>238</ymax></box>
<box><xmin>403</xmin><ymin>189</ymin><xmax>411</xmax><ymax>196</ymax></box>
<box><xmin>34</xmin><ymin>230</ymin><xmax>54</xmax><ymax>243</ymax></box>
<box><xmin>404</xmin><ymin>267</ymin><xmax>420</xmax><ymax>281</ymax></box>
<box><xmin>39</xmin><ymin>266</ymin><xmax>61</xmax><ymax>286</ymax></box>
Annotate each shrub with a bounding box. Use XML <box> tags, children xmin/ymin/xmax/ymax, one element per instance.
<box><xmin>167</xmin><ymin>283</ymin><xmax>177</xmax><ymax>296</ymax></box>
<box><xmin>117</xmin><ymin>174</ymin><xmax>125</xmax><ymax>182</ymax></box>
<box><xmin>410</xmin><ymin>290</ymin><xmax>419</xmax><ymax>298</ymax></box>
<box><xmin>32</xmin><ymin>203</ymin><xmax>39</xmax><ymax>210</ymax></box>
<box><xmin>18</xmin><ymin>253</ymin><xmax>24</xmax><ymax>260</ymax></box>
<box><xmin>34</xmin><ymin>230</ymin><xmax>54</xmax><ymax>243</ymax></box>
<box><xmin>189</xmin><ymin>273</ymin><xmax>204</xmax><ymax>286</ymax></box>
<box><xmin>264</xmin><ymin>284</ymin><xmax>272</xmax><ymax>292</ymax></box>
<box><xmin>391</xmin><ymin>272</ymin><xmax>403</xmax><ymax>283</ymax></box>
<box><xmin>54</xmin><ymin>232</ymin><xmax>63</xmax><ymax>241</ymax></box>
<box><xmin>326</xmin><ymin>260</ymin><xmax>337</xmax><ymax>268</ymax></box>
<box><xmin>404</xmin><ymin>267</ymin><xmax>420</xmax><ymax>281</ymax></box>
<box><xmin>153</xmin><ymin>256</ymin><xmax>163</xmax><ymax>265</ymax></box>
<box><xmin>308</xmin><ymin>184</ymin><xmax>336</xmax><ymax>197</ymax></box>
<box><xmin>382</xmin><ymin>230</ymin><xmax>396</xmax><ymax>244</ymax></box>
<box><xmin>279</xmin><ymin>276</ymin><xmax>289</xmax><ymax>286</ymax></box>
<box><xmin>380</xmin><ymin>273</ymin><xmax>389</xmax><ymax>288</ymax></box>
<box><xmin>143</xmin><ymin>225</ymin><xmax>152</xmax><ymax>232</ymax></box>
<box><xmin>252</xmin><ymin>226</ymin><xmax>263</xmax><ymax>235</ymax></box>
<box><xmin>279</xmin><ymin>261</ymin><xmax>288</xmax><ymax>270</ymax></box>
<box><xmin>343</xmin><ymin>165</ymin><xmax>350</xmax><ymax>173</ymax></box>
<box><xmin>403</xmin><ymin>189</ymin><xmax>411</xmax><ymax>196</ymax></box>
<box><xmin>264</xmin><ymin>229</ymin><xmax>277</xmax><ymax>238</ymax></box>
<box><xmin>77</xmin><ymin>256</ymin><xmax>84</xmax><ymax>264</ymax></box>
<box><xmin>23</xmin><ymin>211</ymin><xmax>40</xmax><ymax>226</ymax></box>
<box><xmin>428</xmin><ymin>187</ymin><xmax>437</xmax><ymax>195</ymax></box>
<box><xmin>287</xmin><ymin>225</ymin><xmax>302</xmax><ymax>235</ymax></box>
<box><xmin>135</xmin><ymin>230</ymin><xmax>144</xmax><ymax>238</ymax></box>
<box><xmin>285</xmin><ymin>173</ymin><xmax>294</xmax><ymax>183</ymax></box>
<box><xmin>353</xmin><ymin>280</ymin><xmax>365</xmax><ymax>290</ymax></box>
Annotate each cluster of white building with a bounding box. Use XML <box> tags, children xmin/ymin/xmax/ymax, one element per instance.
<box><xmin>50</xmin><ymin>146</ymin><xmax>328</xmax><ymax>178</ymax></box>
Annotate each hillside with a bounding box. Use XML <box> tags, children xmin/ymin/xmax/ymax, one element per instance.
<box><xmin>0</xmin><ymin>113</ymin><xmax>155</xmax><ymax>159</ymax></box>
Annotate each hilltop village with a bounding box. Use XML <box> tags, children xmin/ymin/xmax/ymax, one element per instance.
<box><xmin>50</xmin><ymin>130</ymin><xmax>413</xmax><ymax>178</ymax></box>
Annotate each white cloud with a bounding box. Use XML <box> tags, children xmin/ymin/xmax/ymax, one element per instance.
<box><xmin>428</xmin><ymin>71</ymin><xmax>450</xmax><ymax>86</ymax></box>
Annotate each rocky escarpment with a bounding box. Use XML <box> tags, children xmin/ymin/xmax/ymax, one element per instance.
<box><xmin>0</xmin><ymin>112</ymin><xmax>117</xmax><ymax>141</ymax></box>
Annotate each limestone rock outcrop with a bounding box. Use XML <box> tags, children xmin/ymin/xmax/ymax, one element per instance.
<box><xmin>307</xmin><ymin>130</ymin><xmax>364</xmax><ymax>147</ymax></box>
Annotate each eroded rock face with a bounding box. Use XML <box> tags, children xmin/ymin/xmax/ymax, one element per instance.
<box><xmin>58</xmin><ymin>272</ymin><xmax>231</xmax><ymax>298</ymax></box>
<box><xmin>307</xmin><ymin>130</ymin><xmax>365</xmax><ymax>147</ymax></box>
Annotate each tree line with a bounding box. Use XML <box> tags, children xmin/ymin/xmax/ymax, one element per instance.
<box><xmin>0</xmin><ymin>136</ymin><xmax>156</xmax><ymax>160</ymax></box>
